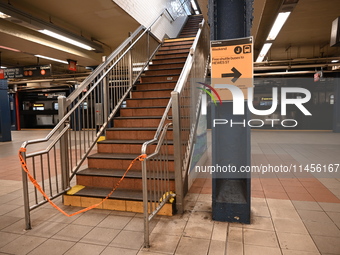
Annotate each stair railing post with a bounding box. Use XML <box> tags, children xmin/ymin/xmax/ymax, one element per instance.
<box><xmin>171</xmin><ymin>91</ymin><xmax>184</xmax><ymax>214</ymax></box>
<box><xmin>102</xmin><ymin>56</ymin><xmax>109</xmax><ymax>123</ymax></box>
<box><xmin>128</xmin><ymin>32</ymin><xmax>133</xmax><ymax>88</ymax></box>
<box><xmin>21</xmin><ymin>149</ymin><xmax>31</xmax><ymax>230</ymax></box>
<box><xmin>147</xmin><ymin>29</ymin><xmax>150</xmax><ymax>59</ymax></box>
<box><xmin>142</xmin><ymin>158</ymin><xmax>150</xmax><ymax>248</ymax></box>
<box><xmin>58</xmin><ymin>96</ymin><xmax>70</xmax><ymax>190</ymax></box>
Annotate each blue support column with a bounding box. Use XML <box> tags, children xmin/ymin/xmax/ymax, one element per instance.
<box><xmin>209</xmin><ymin>0</ymin><xmax>253</xmax><ymax>223</ymax></box>
<box><xmin>0</xmin><ymin>80</ymin><xmax>12</xmax><ymax>142</ymax></box>
<box><xmin>334</xmin><ymin>73</ymin><xmax>340</xmax><ymax>133</ymax></box>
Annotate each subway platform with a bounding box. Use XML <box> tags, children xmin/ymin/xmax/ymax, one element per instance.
<box><xmin>0</xmin><ymin>130</ymin><xmax>339</xmax><ymax>255</ymax></box>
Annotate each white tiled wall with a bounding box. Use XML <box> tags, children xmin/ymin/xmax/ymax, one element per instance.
<box><xmin>113</xmin><ymin>0</ymin><xmax>188</xmax><ymax>40</ymax></box>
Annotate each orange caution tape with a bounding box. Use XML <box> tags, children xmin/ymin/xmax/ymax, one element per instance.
<box><xmin>19</xmin><ymin>147</ymin><xmax>147</xmax><ymax>217</ymax></box>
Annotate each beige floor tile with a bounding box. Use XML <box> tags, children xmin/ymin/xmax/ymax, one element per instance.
<box><xmin>175</xmin><ymin>236</ymin><xmax>210</xmax><ymax>255</ymax></box>
<box><xmin>1</xmin><ymin>218</ymin><xmax>28</xmax><ymax>234</ymax></box>
<box><xmin>282</xmin><ymin>250</ymin><xmax>320</xmax><ymax>255</ymax></box>
<box><xmin>251</xmin><ymin>205</ymin><xmax>271</xmax><ymax>218</ymax></box>
<box><xmin>298</xmin><ymin>210</ymin><xmax>333</xmax><ymax>223</ymax></box>
<box><xmin>137</xmin><ymin>251</ymin><xmax>164</xmax><ymax>255</ymax></box>
<box><xmin>0</xmin><ymin>232</ymin><xmax>21</xmax><ymax>249</ymax></box>
<box><xmin>266</xmin><ymin>198</ymin><xmax>295</xmax><ymax>210</ymax></box>
<box><xmin>193</xmin><ymin>200</ymin><xmax>211</xmax><ymax>212</ymax></box>
<box><xmin>0</xmin><ymin>204</ymin><xmax>21</xmax><ymax>216</ymax></box>
<box><xmin>71</xmin><ymin>212</ymin><xmax>108</xmax><ymax>226</ymax></box>
<box><xmin>103</xmin><ymin>247</ymin><xmax>138</xmax><ymax>255</ymax></box>
<box><xmin>183</xmin><ymin>221</ymin><xmax>213</xmax><ymax>239</ymax></box>
<box><xmin>187</xmin><ymin>210</ymin><xmax>212</xmax><ymax>223</ymax></box>
<box><xmin>227</xmin><ymin>226</ymin><xmax>243</xmax><ymax>243</ymax></box>
<box><xmin>97</xmin><ymin>215</ymin><xmax>132</xmax><ymax>229</ymax></box>
<box><xmin>152</xmin><ymin>218</ymin><xmax>187</xmax><ymax>236</ymax></box>
<box><xmin>211</xmin><ymin>221</ymin><xmax>228</xmax><ymax>241</ymax></box>
<box><xmin>318</xmin><ymin>202</ymin><xmax>340</xmax><ymax>212</ymax></box>
<box><xmin>197</xmin><ymin>194</ymin><xmax>212</xmax><ymax>202</ymax></box>
<box><xmin>226</xmin><ymin>242</ymin><xmax>243</xmax><ymax>255</ymax></box>
<box><xmin>312</xmin><ymin>235</ymin><xmax>340</xmax><ymax>254</ymax></box>
<box><xmin>292</xmin><ymin>201</ymin><xmax>323</xmax><ymax>211</ymax></box>
<box><xmin>124</xmin><ymin>217</ymin><xmax>148</xmax><ymax>232</ymax></box>
<box><xmin>110</xmin><ymin>230</ymin><xmax>144</xmax><ymax>250</ymax></box>
<box><xmin>143</xmin><ymin>233</ymin><xmax>181</xmax><ymax>254</ymax></box>
<box><xmin>326</xmin><ymin>211</ymin><xmax>340</xmax><ymax>228</ymax></box>
<box><xmin>0</xmin><ymin>235</ymin><xmax>46</xmax><ymax>255</ymax></box>
<box><xmin>27</xmin><ymin>239</ymin><xmax>74</xmax><ymax>255</ymax></box>
<box><xmin>244</xmin><ymin>216</ymin><xmax>274</xmax><ymax>231</ymax></box>
<box><xmin>269</xmin><ymin>207</ymin><xmax>301</xmax><ymax>220</ymax></box>
<box><xmin>277</xmin><ymin>232</ymin><xmax>319</xmax><ymax>253</ymax></box>
<box><xmin>208</xmin><ymin>240</ymin><xmax>225</xmax><ymax>255</ymax></box>
<box><xmin>272</xmin><ymin>218</ymin><xmax>308</xmax><ymax>234</ymax></box>
<box><xmin>244</xmin><ymin>229</ymin><xmax>279</xmax><ymax>247</ymax></box>
<box><xmin>52</xmin><ymin>224</ymin><xmax>93</xmax><ymax>242</ymax></box>
<box><xmin>63</xmin><ymin>242</ymin><xmax>105</xmax><ymax>255</ymax></box>
<box><xmin>79</xmin><ymin>227</ymin><xmax>120</xmax><ymax>245</ymax></box>
<box><xmin>184</xmin><ymin>193</ymin><xmax>199</xmax><ymax>202</ymax></box>
<box><xmin>244</xmin><ymin>244</ymin><xmax>281</xmax><ymax>255</ymax></box>
<box><xmin>25</xmin><ymin>222</ymin><xmax>68</xmax><ymax>238</ymax></box>
<box><xmin>100</xmin><ymin>247</ymin><xmax>139</xmax><ymax>255</ymax></box>
<box><xmin>251</xmin><ymin>197</ymin><xmax>267</xmax><ymax>207</ymax></box>
<box><xmin>304</xmin><ymin>220</ymin><xmax>340</xmax><ymax>237</ymax></box>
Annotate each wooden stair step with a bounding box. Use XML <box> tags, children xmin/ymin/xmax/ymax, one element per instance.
<box><xmin>148</xmin><ymin>62</ymin><xmax>185</xmax><ymax>69</ymax></box>
<box><xmin>157</xmin><ymin>48</ymin><xmax>190</xmax><ymax>54</ymax></box>
<box><xmin>131</xmin><ymin>89</ymin><xmax>173</xmax><ymax>98</ymax></box>
<box><xmin>97</xmin><ymin>139</ymin><xmax>174</xmax><ymax>154</ymax></box>
<box><xmin>76</xmin><ymin>168</ymin><xmax>175</xmax><ymax>191</ymax></box>
<box><xmin>140</xmin><ymin>74</ymin><xmax>180</xmax><ymax>83</ymax></box>
<box><xmin>154</xmin><ymin>52</ymin><xmax>188</xmax><ymax>60</ymax></box>
<box><xmin>144</xmin><ymin>68</ymin><xmax>182</xmax><ymax>76</ymax></box>
<box><xmin>113</xmin><ymin>116</ymin><xmax>169</xmax><ymax>128</ymax></box>
<box><xmin>120</xmin><ymin>106</ymin><xmax>169</xmax><ymax>116</ymax></box>
<box><xmin>64</xmin><ymin>187</ymin><xmax>175</xmax><ymax>215</ymax></box>
<box><xmin>87</xmin><ymin>153</ymin><xmax>174</xmax><ymax>171</ymax></box>
<box><xmin>125</xmin><ymin>97</ymin><xmax>170</xmax><ymax>107</ymax></box>
<box><xmin>136</xmin><ymin>81</ymin><xmax>176</xmax><ymax>90</ymax></box>
<box><xmin>105</xmin><ymin>127</ymin><xmax>173</xmax><ymax>140</ymax></box>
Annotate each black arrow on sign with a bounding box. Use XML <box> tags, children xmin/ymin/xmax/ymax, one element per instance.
<box><xmin>222</xmin><ymin>67</ymin><xmax>242</xmax><ymax>83</ymax></box>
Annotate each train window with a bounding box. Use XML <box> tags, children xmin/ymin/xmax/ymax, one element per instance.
<box><xmin>53</xmin><ymin>103</ymin><xmax>58</xmax><ymax>110</ymax></box>
<box><xmin>33</xmin><ymin>103</ymin><xmax>44</xmax><ymax>110</ymax></box>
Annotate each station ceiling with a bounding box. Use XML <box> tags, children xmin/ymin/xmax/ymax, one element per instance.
<box><xmin>0</xmin><ymin>0</ymin><xmax>340</xmax><ymax>83</ymax></box>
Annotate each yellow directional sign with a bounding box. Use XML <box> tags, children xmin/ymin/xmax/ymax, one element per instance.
<box><xmin>211</xmin><ymin>37</ymin><xmax>253</xmax><ymax>100</ymax></box>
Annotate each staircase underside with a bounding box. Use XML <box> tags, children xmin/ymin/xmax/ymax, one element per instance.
<box><xmin>63</xmin><ymin>15</ymin><xmax>203</xmax><ymax>215</ymax></box>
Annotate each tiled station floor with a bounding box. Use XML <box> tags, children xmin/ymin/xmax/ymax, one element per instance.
<box><xmin>0</xmin><ymin>129</ymin><xmax>339</xmax><ymax>255</ymax></box>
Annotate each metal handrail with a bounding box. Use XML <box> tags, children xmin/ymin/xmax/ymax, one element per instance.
<box><xmin>22</xmin><ymin>12</ymin><xmax>166</xmax><ymax>151</ymax></box>
<box><xmin>20</xmin><ymin>10</ymin><xmax>167</xmax><ymax>230</ymax></box>
<box><xmin>142</xmin><ymin>17</ymin><xmax>209</xmax><ymax>247</ymax></box>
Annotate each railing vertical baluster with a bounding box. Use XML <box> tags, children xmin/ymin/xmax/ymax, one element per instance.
<box><xmin>58</xmin><ymin>96</ymin><xmax>70</xmax><ymax>190</ymax></box>
<box><xmin>171</xmin><ymin>91</ymin><xmax>184</xmax><ymax>214</ymax></box>
<box><xmin>21</xmin><ymin>149</ymin><xmax>31</xmax><ymax>230</ymax></box>
<box><xmin>142</xmin><ymin>156</ymin><xmax>150</xmax><ymax>248</ymax></box>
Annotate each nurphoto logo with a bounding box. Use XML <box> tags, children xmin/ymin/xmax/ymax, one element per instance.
<box><xmin>197</xmin><ymin>82</ymin><xmax>312</xmax><ymax>128</ymax></box>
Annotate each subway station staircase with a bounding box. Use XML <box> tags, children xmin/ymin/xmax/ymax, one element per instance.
<box><xmin>64</xmin><ymin>15</ymin><xmax>203</xmax><ymax>215</ymax></box>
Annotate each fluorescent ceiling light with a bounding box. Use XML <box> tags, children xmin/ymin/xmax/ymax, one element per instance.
<box><xmin>267</xmin><ymin>12</ymin><xmax>291</xmax><ymax>41</ymax></box>
<box><xmin>0</xmin><ymin>45</ymin><xmax>21</xmax><ymax>52</ymax></box>
<box><xmin>191</xmin><ymin>0</ymin><xmax>200</xmax><ymax>14</ymax></box>
<box><xmin>35</xmin><ymin>54</ymin><xmax>68</xmax><ymax>64</ymax></box>
<box><xmin>0</xmin><ymin>11</ymin><xmax>11</xmax><ymax>19</ymax></box>
<box><xmin>256</xmin><ymin>43</ymin><xmax>272</xmax><ymax>62</ymax></box>
<box><xmin>331</xmin><ymin>60</ymin><xmax>339</xmax><ymax>63</ymax></box>
<box><xmin>0</xmin><ymin>66</ymin><xmax>7</xmax><ymax>68</ymax></box>
<box><xmin>39</xmin><ymin>29</ymin><xmax>95</xmax><ymax>51</ymax></box>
